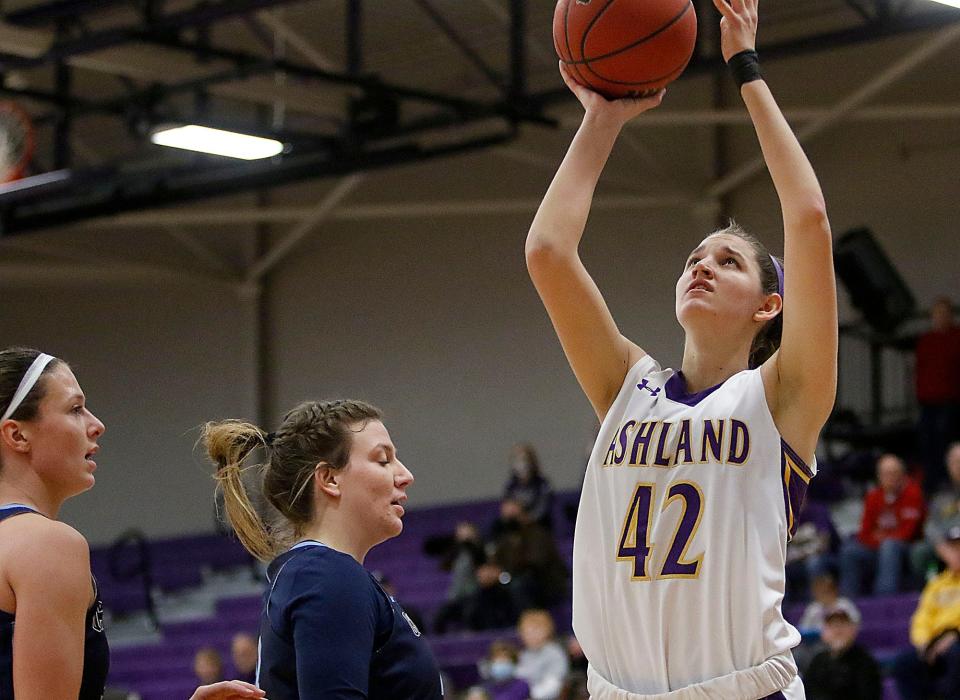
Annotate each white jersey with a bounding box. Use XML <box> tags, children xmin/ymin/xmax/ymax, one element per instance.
<box><xmin>572</xmin><ymin>355</ymin><xmax>814</xmax><ymax>695</ymax></box>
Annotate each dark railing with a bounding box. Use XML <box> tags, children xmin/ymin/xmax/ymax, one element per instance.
<box><xmin>107</xmin><ymin>529</ymin><xmax>158</xmax><ymax>630</ymax></box>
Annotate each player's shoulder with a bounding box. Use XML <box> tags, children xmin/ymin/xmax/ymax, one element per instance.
<box><xmin>276</xmin><ymin>545</ymin><xmax>372</xmax><ymax>595</ymax></box>
<box><xmin>5</xmin><ymin>514</ymin><xmax>88</xmax><ymax>556</ymax></box>
<box><xmin>5</xmin><ymin>519</ymin><xmax>90</xmax><ymax>591</ymax></box>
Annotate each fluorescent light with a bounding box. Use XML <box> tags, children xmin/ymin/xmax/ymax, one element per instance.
<box><xmin>926</xmin><ymin>0</ymin><xmax>960</xmax><ymax>7</ymax></box>
<box><xmin>150</xmin><ymin>125</ymin><xmax>283</xmax><ymax>160</ymax></box>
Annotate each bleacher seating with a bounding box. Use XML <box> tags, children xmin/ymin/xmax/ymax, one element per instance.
<box><xmin>99</xmin><ymin>494</ymin><xmax>913</xmax><ymax>700</ymax></box>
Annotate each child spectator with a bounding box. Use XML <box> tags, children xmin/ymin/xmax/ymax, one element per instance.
<box><xmin>516</xmin><ymin>610</ymin><xmax>569</xmax><ymax>700</ymax></box>
<box><xmin>839</xmin><ymin>453</ymin><xmax>925</xmax><ymax>596</ymax></box>
<box><xmin>230</xmin><ymin>632</ymin><xmax>258</xmax><ymax>684</ymax></box>
<box><xmin>477</xmin><ymin>640</ymin><xmax>531</xmax><ymax>700</ymax></box>
<box><xmin>193</xmin><ymin>647</ymin><xmax>225</xmax><ymax>685</ymax></box>
<box><xmin>803</xmin><ymin>606</ymin><xmax>881</xmax><ymax>700</ymax></box>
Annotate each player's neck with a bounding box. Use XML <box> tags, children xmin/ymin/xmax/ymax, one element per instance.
<box><xmin>680</xmin><ymin>334</ymin><xmax>751</xmax><ymax>393</ymax></box>
<box><xmin>300</xmin><ymin>518</ymin><xmax>371</xmax><ymax>564</ymax></box>
<box><xmin>0</xmin><ymin>471</ymin><xmax>60</xmax><ymax>519</ymax></box>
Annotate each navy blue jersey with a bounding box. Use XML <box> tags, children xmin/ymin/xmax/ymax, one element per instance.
<box><xmin>0</xmin><ymin>505</ymin><xmax>109</xmax><ymax>700</ymax></box>
<box><xmin>259</xmin><ymin>541</ymin><xmax>443</xmax><ymax>700</ymax></box>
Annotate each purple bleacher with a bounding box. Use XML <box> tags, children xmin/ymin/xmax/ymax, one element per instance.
<box><xmin>103</xmin><ymin>493</ymin><xmax>920</xmax><ymax>699</ymax></box>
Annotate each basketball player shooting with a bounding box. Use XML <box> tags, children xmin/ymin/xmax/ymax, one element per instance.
<box><xmin>526</xmin><ymin>0</ymin><xmax>838</xmax><ymax>697</ymax></box>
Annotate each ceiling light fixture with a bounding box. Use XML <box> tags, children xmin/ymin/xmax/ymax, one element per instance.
<box><xmin>150</xmin><ymin>125</ymin><xmax>284</xmax><ymax>160</ymax></box>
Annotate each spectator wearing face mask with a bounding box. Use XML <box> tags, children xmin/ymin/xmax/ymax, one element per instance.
<box><xmin>504</xmin><ymin>443</ymin><xmax>554</xmax><ymax>529</ymax></box>
<box><xmin>478</xmin><ymin>640</ymin><xmax>531</xmax><ymax>700</ymax></box>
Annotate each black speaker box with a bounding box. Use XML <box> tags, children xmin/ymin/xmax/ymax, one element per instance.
<box><xmin>834</xmin><ymin>227</ymin><xmax>916</xmax><ymax>333</ymax></box>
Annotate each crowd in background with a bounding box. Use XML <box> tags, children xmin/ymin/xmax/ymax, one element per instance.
<box><xmin>186</xmin><ymin>298</ymin><xmax>959</xmax><ymax>700</ymax></box>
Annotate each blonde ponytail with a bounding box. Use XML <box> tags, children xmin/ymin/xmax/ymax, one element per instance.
<box><xmin>202</xmin><ymin>420</ymin><xmax>276</xmax><ymax>562</ymax></box>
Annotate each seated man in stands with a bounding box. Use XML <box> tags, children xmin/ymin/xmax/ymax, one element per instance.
<box><xmin>839</xmin><ymin>453</ymin><xmax>926</xmax><ymax>596</ymax></box>
<box><xmin>803</xmin><ymin>605</ymin><xmax>881</xmax><ymax>700</ymax></box>
<box><xmin>892</xmin><ymin>524</ymin><xmax>960</xmax><ymax>700</ymax></box>
<box><xmin>230</xmin><ymin>632</ymin><xmax>258</xmax><ymax>685</ymax></box>
<box><xmin>912</xmin><ymin>442</ymin><xmax>960</xmax><ymax>580</ymax></box>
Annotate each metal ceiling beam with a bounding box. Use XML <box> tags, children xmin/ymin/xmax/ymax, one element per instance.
<box><xmin>0</xmin><ymin>129</ymin><xmax>516</xmax><ymax>236</ymax></box>
<box><xmin>4</xmin><ymin>0</ymin><xmax>130</xmax><ymax>27</ymax></box>
<box><xmin>0</xmin><ymin>0</ymin><xmax>309</xmax><ymax>70</ymax></box>
<box><xmin>413</xmin><ymin>0</ymin><xmax>505</xmax><ymax>92</ymax></box>
<box><xmin>706</xmin><ymin>21</ymin><xmax>960</xmax><ymax>199</ymax></box>
<box><xmin>532</xmin><ymin>7</ymin><xmax>960</xmax><ymax>108</ymax></box>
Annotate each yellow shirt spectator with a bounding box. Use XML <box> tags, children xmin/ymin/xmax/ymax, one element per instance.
<box><xmin>910</xmin><ymin>570</ymin><xmax>960</xmax><ymax>649</ymax></box>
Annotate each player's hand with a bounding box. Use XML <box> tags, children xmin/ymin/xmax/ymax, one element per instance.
<box><xmin>189</xmin><ymin>680</ymin><xmax>266</xmax><ymax>700</ymax></box>
<box><xmin>559</xmin><ymin>61</ymin><xmax>665</xmax><ymax>130</ymax></box>
<box><xmin>712</xmin><ymin>0</ymin><xmax>758</xmax><ymax>63</ymax></box>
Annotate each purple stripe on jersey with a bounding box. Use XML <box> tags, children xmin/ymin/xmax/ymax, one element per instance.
<box><xmin>780</xmin><ymin>438</ymin><xmax>814</xmax><ymax>479</ymax></box>
<box><xmin>663</xmin><ymin>371</ymin><xmax>726</xmax><ymax>406</ymax></box>
<box><xmin>781</xmin><ymin>447</ymin><xmax>812</xmax><ymax>541</ymax></box>
<box><xmin>761</xmin><ymin>692</ymin><xmax>787</xmax><ymax>700</ymax></box>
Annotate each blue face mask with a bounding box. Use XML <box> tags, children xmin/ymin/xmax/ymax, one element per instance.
<box><xmin>489</xmin><ymin>659</ymin><xmax>515</xmax><ymax>681</ymax></box>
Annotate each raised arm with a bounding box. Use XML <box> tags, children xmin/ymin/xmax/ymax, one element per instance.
<box><xmin>525</xmin><ymin>67</ymin><xmax>663</xmax><ymax>419</ymax></box>
<box><xmin>715</xmin><ymin>0</ymin><xmax>838</xmax><ymax>456</ymax></box>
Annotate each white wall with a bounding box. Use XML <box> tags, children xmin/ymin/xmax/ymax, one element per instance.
<box><xmin>0</xmin><ymin>31</ymin><xmax>957</xmax><ymax>544</ymax></box>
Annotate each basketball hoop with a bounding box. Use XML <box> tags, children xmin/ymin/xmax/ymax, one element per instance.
<box><xmin>0</xmin><ymin>102</ymin><xmax>36</xmax><ymax>184</ymax></box>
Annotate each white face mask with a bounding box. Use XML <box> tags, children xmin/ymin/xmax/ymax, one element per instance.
<box><xmin>488</xmin><ymin>659</ymin><xmax>516</xmax><ymax>681</ymax></box>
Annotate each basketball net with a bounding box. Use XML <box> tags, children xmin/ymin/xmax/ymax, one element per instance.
<box><xmin>0</xmin><ymin>102</ymin><xmax>35</xmax><ymax>184</ymax></box>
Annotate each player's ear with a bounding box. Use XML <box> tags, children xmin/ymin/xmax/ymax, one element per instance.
<box><xmin>315</xmin><ymin>463</ymin><xmax>341</xmax><ymax>498</ymax></box>
<box><xmin>0</xmin><ymin>419</ymin><xmax>30</xmax><ymax>455</ymax></box>
<box><xmin>754</xmin><ymin>292</ymin><xmax>782</xmax><ymax>323</ymax></box>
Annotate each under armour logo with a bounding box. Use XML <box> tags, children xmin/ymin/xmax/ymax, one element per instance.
<box><xmin>637</xmin><ymin>379</ymin><xmax>661</xmax><ymax>397</ymax></box>
<box><xmin>576</xmin><ymin>0</ymin><xmax>592</xmax><ymax>4</ymax></box>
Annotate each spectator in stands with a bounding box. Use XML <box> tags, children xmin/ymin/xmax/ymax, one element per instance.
<box><xmin>434</xmin><ymin>557</ymin><xmax>523</xmax><ymax>634</ymax></box>
<box><xmin>803</xmin><ymin>605</ymin><xmax>881</xmax><ymax>700</ymax></box>
<box><xmin>794</xmin><ymin>573</ymin><xmax>858</xmax><ymax>675</ymax></box>
<box><xmin>564</xmin><ymin>634</ymin><xmax>587</xmax><ymax>675</ymax></box>
<box><xmin>492</xmin><ymin>498</ymin><xmax>568</xmax><ymax>608</ymax></box>
<box><xmin>516</xmin><ymin>609</ymin><xmax>569</xmax><ymax>700</ymax></box>
<box><xmin>444</xmin><ymin>521</ymin><xmax>487</xmax><ymax>603</ymax></box>
<box><xmin>194</xmin><ymin>647</ymin><xmax>225</xmax><ymax>685</ymax></box>
<box><xmin>786</xmin><ymin>499</ymin><xmax>840</xmax><ymax>600</ymax></box>
<box><xmin>915</xmin><ymin>297</ymin><xmax>960</xmax><ymax>492</ymax></box>
<box><xmin>798</xmin><ymin>573</ymin><xmax>858</xmax><ymax>634</ymax></box>
<box><xmin>230</xmin><ymin>632</ymin><xmax>258</xmax><ymax>684</ymax></box>
<box><xmin>912</xmin><ymin>442</ymin><xmax>960</xmax><ymax>580</ymax></box>
<box><xmin>892</xmin><ymin>523</ymin><xmax>960</xmax><ymax>700</ymax></box>
<box><xmin>839</xmin><ymin>453</ymin><xmax>926</xmax><ymax>596</ymax></box>
<box><xmin>477</xmin><ymin>640</ymin><xmax>531</xmax><ymax>700</ymax></box>
<box><xmin>503</xmin><ymin>443</ymin><xmax>554</xmax><ymax>529</ymax></box>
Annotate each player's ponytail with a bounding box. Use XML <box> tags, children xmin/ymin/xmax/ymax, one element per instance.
<box><xmin>204</xmin><ymin>399</ymin><xmax>382</xmax><ymax>562</ymax></box>
<box><xmin>203</xmin><ymin>420</ymin><xmax>275</xmax><ymax>562</ymax></box>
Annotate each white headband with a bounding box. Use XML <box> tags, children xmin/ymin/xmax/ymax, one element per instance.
<box><xmin>1</xmin><ymin>353</ymin><xmax>56</xmax><ymax>422</ymax></box>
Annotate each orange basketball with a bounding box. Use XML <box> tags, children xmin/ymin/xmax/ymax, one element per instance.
<box><xmin>553</xmin><ymin>0</ymin><xmax>698</xmax><ymax>99</ymax></box>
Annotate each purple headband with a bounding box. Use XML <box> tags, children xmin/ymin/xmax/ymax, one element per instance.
<box><xmin>770</xmin><ymin>255</ymin><xmax>784</xmax><ymax>297</ymax></box>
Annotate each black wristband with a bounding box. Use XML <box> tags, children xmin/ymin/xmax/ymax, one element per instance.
<box><xmin>727</xmin><ymin>49</ymin><xmax>762</xmax><ymax>89</ymax></box>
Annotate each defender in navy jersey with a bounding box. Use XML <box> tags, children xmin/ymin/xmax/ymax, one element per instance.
<box><xmin>205</xmin><ymin>399</ymin><xmax>444</xmax><ymax>700</ymax></box>
<box><xmin>0</xmin><ymin>350</ymin><xmax>110</xmax><ymax>700</ymax></box>
<box><xmin>0</xmin><ymin>348</ymin><xmax>264</xmax><ymax>700</ymax></box>
<box><xmin>526</xmin><ymin>0</ymin><xmax>838</xmax><ymax>696</ymax></box>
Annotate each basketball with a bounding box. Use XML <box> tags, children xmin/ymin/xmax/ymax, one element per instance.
<box><xmin>553</xmin><ymin>0</ymin><xmax>698</xmax><ymax>99</ymax></box>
